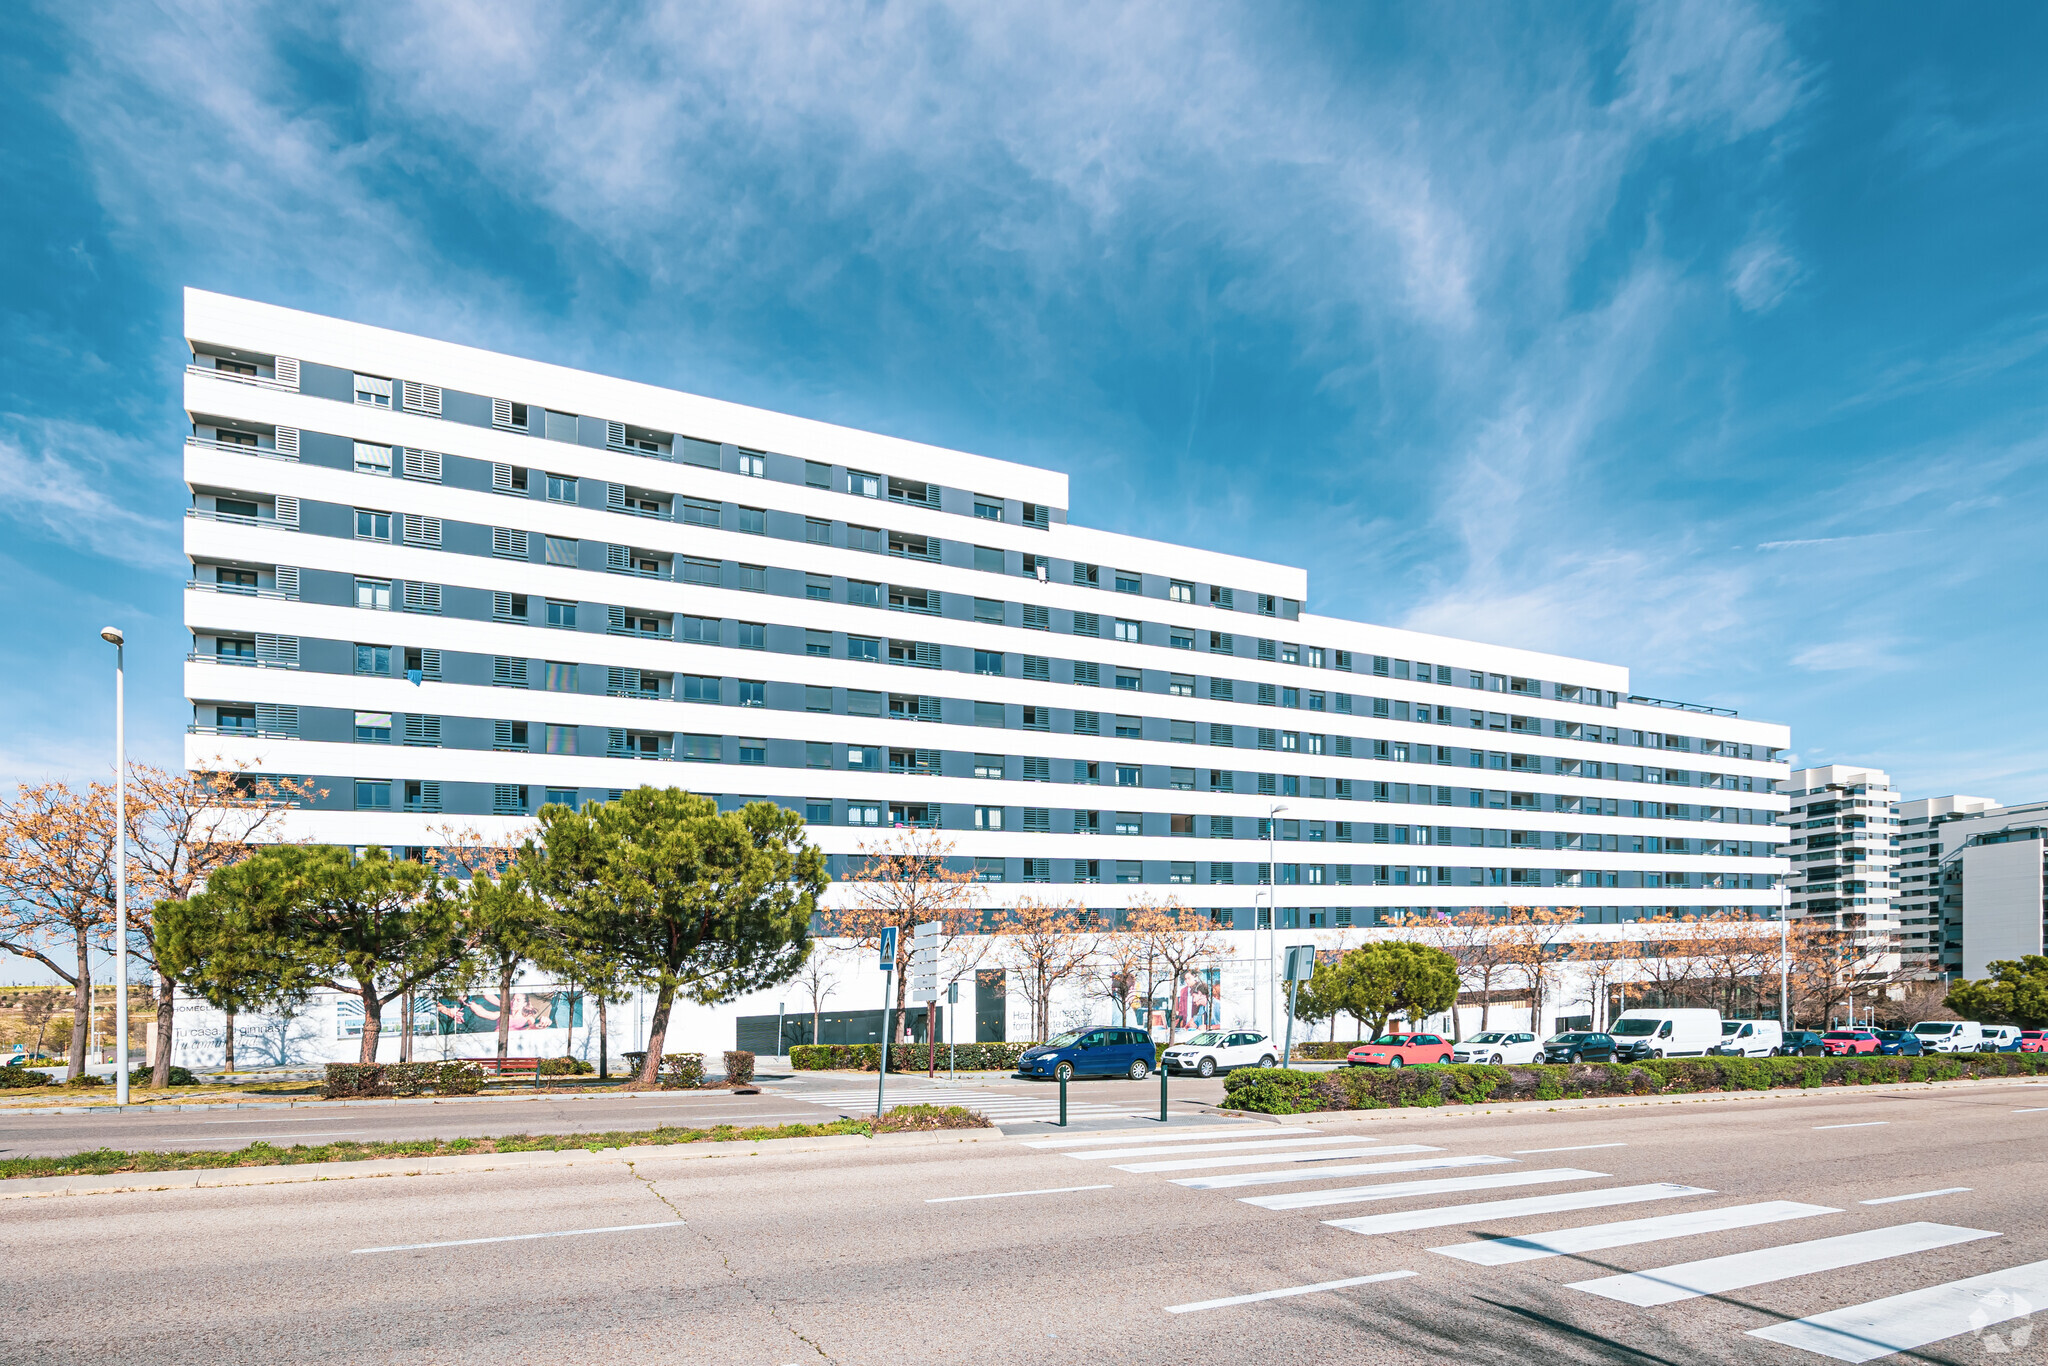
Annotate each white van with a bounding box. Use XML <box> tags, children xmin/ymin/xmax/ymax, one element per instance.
<box><xmin>1912</xmin><ymin>1020</ymin><xmax>1985</xmax><ymax>1053</ymax></box>
<box><xmin>1980</xmin><ymin>1025</ymin><xmax>2020</xmax><ymax>1053</ymax></box>
<box><xmin>1713</xmin><ymin>1019</ymin><xmax>1783</xmax><ymax>1058</ymax></box>
<box><xmin>1609</xmin><ymin>1008</ymin><xmax>1723</xmax><ymax>1060</ymax></box>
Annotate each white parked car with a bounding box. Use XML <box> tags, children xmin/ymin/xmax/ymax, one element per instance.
<box><xmin>1161</xmin><ymin>1030</ymin><xmax>1278</xmax><ymax>1078</ymax></box>
<box><xmin>1452</xmin><ymin>1031</ymin><xmax>1543</xmax><ymax>1064</ymax></box>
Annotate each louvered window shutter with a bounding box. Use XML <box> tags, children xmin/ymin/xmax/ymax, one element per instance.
<box><xmin>402</xmin><ymin>514</ymin><xmax>442</xmax><ymax>547</ymax></box>
<box><xmin>493</xmin><ymin>398</ymin><xmax>515</xmax><ymax>428</ymax></box>
<box><xmin>273</xmin><ymin>357</ymin><xmax>300</xmax><ymax>390</ymax></box>
<box><xmin>607</xmin><ymin>482</ymin><xmax>626</xmax><ymax>511</ymax></box>
<box><xmin>607</xmin><ymin>606</ymin><xmax>627</xmax><ymax>632</ymax></box>
<box><xmin>607</xmin><ymin>543</ymin><xmax>629</xmax><ymax>571</ymax></box>
<box><xmin>606</xmin><ymin>421</ymin><xmax>626</xmax><ymax>449</ymax></box>
<box><xmin>274</xmin><ymin>566</ymin><xmax>300</xmax><ymax>599</ymax></box>
<box><xmin>492</xmin><ymin>527</ymin><xmax>528</xmax><ymax>559</ymax></box>
<box><xmin>274</xmin><ymin>426</ymin><xmax>300</xmax><ymax>458</ymax></box>
<box><xmin>412</xmin><ymin>780</ymin><xmax>442</xmax><ymax>811</ymax></box>
<box><xmin>273</xmin><ymin>496</ymin><xmax>300</xmax><ymax>528</ymax></box>
<box><xmin>493</xmin><ymin>462</ymin><xmax>517</xmax><ymax>492</ymax></box>
<box><xmin>495</xmin><ymin>721</ymin><xmax>518</xmax><ymax>748</ymax></box>
<box><xmin>1023</xmin><ymin>757</ymin><xmax>1050</xmax><ymax>781</ymax></box>
<box><xmin>1073</xmin><ymin>611</ymin><xmax>1097</xmax><ymax>636</ymax></box>
<box><xmin>402</xmin><ymin>581</ymin><xmax>442</xmax><ymax>613</ymax></box>
<box><xmin>254</xmin><ymin>633</ymin><xmax>299</xmax><ymax>666</ymax></box>
<box><xmin>608</xmin><ymin>728</ymin><xmax>628</xmax><ymax>755</ymax></box>
<box><xmin>402</xmin><ymin>448</ymin><xmax>443</xmax><ymax>482</ymax></box>
<box><xmin>255</xmin><ymin>703</ymin><xmax>298</xmax><ymax>734</ymax></box>
<box><xmin>607</xmin><ymin>666</ymin><xmax>630</xmax><ymax>694</ymax></box>
<box><xmin>403</xmin><ymin>714</ymin><xmax>442</xmax><ymax>746</ymax></box>
<box><xmin>401</xmin><ymin>381</ymin><xmax>442</xmax><ymax>415</ymax></box>
<box><xmin>417</xmin><ymin>648</ymin><xmax>442</xmax><ymax>679</ymax></box>
<box><xmin>493</xmin><ymin>656</ymin><xmax>528</xmax><ymax>687</ymax></box>
<box><xmin>1023</xmin><ymin>604</ymin><xmax>1048</xmax><ymax>630</ymax></box>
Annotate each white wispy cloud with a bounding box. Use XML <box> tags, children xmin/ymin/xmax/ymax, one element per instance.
<box><xmin>0</xmin><ymin>418</ymin><xmax>179</xmax><ymax>569</ymax></box>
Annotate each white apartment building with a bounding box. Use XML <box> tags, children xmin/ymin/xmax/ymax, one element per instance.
<box><xmin>179</xmin><ymin>289</ymin><xmax>1793</xmax><ymax>1055</ymax></box>
<box><xmin>1895</xmin><ymin>794</ymin><xmax>1999</xmax><ymax>979</ymax></box>
<box><xmin>1779</xmin><ymin>765</ymin><xmax>1900</xmax><ymax>979</ymax></box>
<box><xmin>1933</xmin><ymin>800</ymin><xmax>2048</xmax><ymax>980</ymax></box>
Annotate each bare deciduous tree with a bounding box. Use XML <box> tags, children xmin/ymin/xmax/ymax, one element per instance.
<box><xmin>995</xmin><ymin>896</ymin><xmax>1098</xmax><ymax>1042</ymax></box>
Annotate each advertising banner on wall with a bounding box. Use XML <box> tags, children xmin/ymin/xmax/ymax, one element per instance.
<box><xmin>336</xmin><ymin>991</ymin><xmax>585</xmax><ymax>1039</ymax></box>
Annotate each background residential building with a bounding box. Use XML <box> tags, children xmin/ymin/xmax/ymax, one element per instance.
<box><xmin>1936</xmin><ymin>800</ymin><xmax>2048</xmax><ymax>979</ymax></box>
<box><xmin>1778</xmin><ymin>765</ymin><xmax>1900</xmax><ymax>980</ymax></box>
<box><xmin>1895</xmin><ymin>794</ymin><xmax>2000</xmax><ymax>979</ymax></box>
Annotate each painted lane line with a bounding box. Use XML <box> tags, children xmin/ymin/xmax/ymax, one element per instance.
<box><xmin>2014</xmin><ymin>1107</ymin><xmax>2048</xmax><ymax>1113</ymax></box>
<box><xmin>1568</xmin><ymin>1222</ymin><xmax>2000</xmax><ymax>1307</ymax></box>
<box><xmin>1749</xmin><ymin>1256</ymin><xmax>2048</xmax><ymax>1363</ymax></box>
<box><xmin>162</xmin><ymin>1132</ymin><xmax>368</xmax><ymax>1143</ymax></box>
<box><xmin>1067</xmin><ymin>1135</ymin><xmax>1373</xmax><ymax>1161</ymax></box>
<box><xmin>1512</xmin><ymin>1143</ymin><xmax>1627</xmax><ymax>1155</ymax></box>
<box><xmin>1164</xmin><ymin>1270</ymin><xmax>1416</xmax><ymax>1315</ymax></box>
<box><xmin>926</xmin><ymin>1185</ymin><xmax>1112</xmax><ymax>1204</ymax></box>
<box><xmin>1860</xmin><ymin>1187</ymin><xmax>1971</xmax><ymax>1205</ymax></box>
<box><xmin>1175</xmin><ymin>1155</ymin><xmax>1502</xmax><ymax>1192</ymax></box>
<box><xmin>352</xmin><ymin>1221</ymin><xmax>685</xmax><ymax>1254</ymax></box>
<box><xmin>1116</xmin><ymin>1145</ymin><xmax>1402</xmax><ymax>1174</ymax></box>
<box><xmin>1325</xmin><ymin>1184</ymin><xmax>1714</xmax><ymax>1238</ymax></box>
<box><xmin>1249</xmin><ymin>1167</ymin><xmax>1611</xmax><ymax>1213</ymax></box>
<box><xmin>1431</xmin><ymin>1201</ymin><xmax>1840</xmax><ymax>1267</ymax></box>
<box><xmin>1023</xmin><ymin>1127</ymin><xmax>1302</xmax><ymax>1149</ymax></box>
<box><xmin>1813</xmin><ymin>1121</ymin><xmax>1889</xmax><ymax>1131</ymax></box>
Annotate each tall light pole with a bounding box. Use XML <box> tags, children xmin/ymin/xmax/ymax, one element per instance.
<box><xmin>1778</xmin><ymin>883</ymin><xmax>1791</xmax><ymax>1031</ymax></box>
<box><xmin>101</xmin><ymin>626</ymin><xmax>128</xmax><ymax>1106</ymax></box>
<box><xmin>1265</xmin><ymin>803</ymin><xmax>1288</xmax><ymax>1041</ymax></box>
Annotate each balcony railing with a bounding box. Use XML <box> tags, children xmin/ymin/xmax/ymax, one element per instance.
<box><xmin>187</xmin><ymin>725</ymin><xmax>298</xmax><ymax>740</ymax></box>
<box><xmin>186</xmin><ymin>580</ymin><xmax>294</xmax><ymax>600</ymax></box>
<box><xmin>606</xmin><ymin>564</ymin><xmax>674</xmax><ymax>581</ymax></box>
<box><xmin>606</xmin><ymin>746</ymin><xmax>676</xmax><ymax>761</ymax></box>
<box><xmin>607</xmin><ymin>624</ymin><xmax>674</xmax><ymax>640</ymax></box>
<box><xmin>185</xmin><ymin>508</ymin><xmax>297</xmax><ymax>530</ymax></box>
<box><xmin>1628</xmin><ymin>693</ymin><xmax>1738</xmax><ymax>717</ymax></box>
<box><xmin>185</xmin><ymin>435</ymin><xmax>295</xmax><ymax>462</ymax></box>
<box><xmin>185</xmin><ymin>653</ymin><xmax>298</xmax><ymax>669</ymax></box>
<box><xmin>619</xmin><ymin>504</ymin><xmax>673</xmax><ymax>521</ymax></box>
<box><xmin>185</xmin><ymin>363</ymin><xmax>297</xmax><ymax>392</ymax></box>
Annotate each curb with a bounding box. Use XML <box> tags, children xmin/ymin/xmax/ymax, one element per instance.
<box><xmin>0</xmin><ymin>1086</ymin><xmax>800</xmax><ymax>1118</ymax></box>
<box><xmin>1207</xmin><ymin>1073</ymin><xmax>2048</xmax><ymax>1125</ymax></box>
<box><xmin>0</xmin><ymin>1126</ymin><xmax>995</xmax><ymax>1200</ymax></box>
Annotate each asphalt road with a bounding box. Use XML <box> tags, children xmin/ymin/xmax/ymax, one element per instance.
<box><xmin>7</xmin><ymin>1079</ymin><xmax>2048</xmax><ymax>1365</ymax></box>
<box><xmin>0</xmin><ymin>1071</ymin><xmax>1233</xmax><ymax>1156</ymax></box>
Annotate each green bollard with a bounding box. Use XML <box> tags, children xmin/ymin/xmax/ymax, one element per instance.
<box><xmin>1158</xmin><ymin>1061</ymin><xmax>1169</xmax><ymax>1123</ymax></box>
<box><xmin>1058</xmin><ymin>1075</ymin><xmax>1068</xmax><ymax>1127</ymax></box>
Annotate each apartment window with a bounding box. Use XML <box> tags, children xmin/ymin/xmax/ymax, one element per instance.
<box><xmin>1111</xmin><ymin>573</ymin><xmax>1140</xmax><ymax>595</ymax></box>
<box><xmin>682</xmin><ymin>735</ymin><xmax>721</xmax><ymax>762</ymax></box>
<box><xmin>848</xmin><ymin>525</ymin><xmax>882</xmax><ymax>553</ymax></box>
<box><xmin>1116</xmin><ymin>860</ymin><xmax>1143</xmax><ymax>884</ymax></box>
<box><xmin>543</xmin><ymin>787</ymin><xmax>578</xmax><ymax>809</ymax></box>
<box><xmin>1075</xmin><ymin>761</ymin><xmax>1100</xmax><ymax>785</ymax></box>
<box><xmin>737</xmin><ymin>452</ymin><xmax>765</xmax><ymax>478</ymax></box>
<box><xmin>544</xmin><ymin>599</ymin><xmax>577</xmax><ymax>629</ymax></box>
<box><xmin>739</xmin><ymin>739</ymin><xmax>766</xmax><ymax>765</ymax></box>
<box><xmin>737</xmin><ymin>622</ymin><xmax>766</xmax><ymax>650</ymax></box>
<box><xmin>1171</xmin><ymin>813</ymin><xmax>1196</xmax><ymax>836</ymax></box>
<box><xmin>1114</xmin><ymin>619</ymin><xmax>1140</xmax><ymax>643</ymax></box>
<box><xmin>1169</xmin><ymin>580</ymin><xmax>1193</xmax><ymax>604</ymax></box>
<box><xmin>806</xmin><ymin>685</ymin><xmax>832</xmax><ymax>712</ymax></box>
<box><xmin>974</xmin><ymin>754</ymin><xmax>1006</xmax><ymax>780</ymax></box>
<box><xmin>974</xmin><ymin>497</ymin><xmax>1003</xmax><ymax>520</ymax></box>
<box><xmin>847</xmin><ymin>745</ymin><xmax>876</xmax><ymax>769</ymax></box>
<box><xmin>1115</xmin><ymin>813</ymin><xmax>1142</xmax><ymax>836</ymax></box>
<box><xmin>681</xmin><ymin>675</ymin><xmax>720</xmax><ymax>703</ymax></box>
<box><xmin>974</xmin><ymin>545</ymin><xmax>1003</xmax><ymax>572</ymax></box>
<box><xmin>737</xmin><ymin>507</ymin><xmax>766</xmax><ymax>535</ymax></box>
<box><xmin>737</xmin><ymin>564</ymin><xmax>766</xmax><ymax>592</ymax></box>
<box><xmin>544</xmin><ymin>661</ymin><xmax>579</xmax><ymax>692</ymax></box>
<box><xmin>681</xmin><ymin>616</ymin><xmax>719</xmax><ymax>644</ymax></box>
<box><xmin>546</xmin><ymin>474</ymin><xmax>578</xmax><ymax>503</ymax></box>
<box><xmin>1169</xmin><ymin>861</ymin><xmax>1195</xmax><ymax>885</ymax></box>
<box><xmin>848</xmin><ymin>636</ymin><xmax>880</xmax><ymax>663</ymax></box>
<box><xmin>354</xmin><ymin>509</ymin><xmax>391</xmax><ymax>541</ymax></box>
<box><xmin>354</xmin><ymin>711</ymin><xmax>392</xmax><ymax>743</ymax></box>
<box><xmin>1116</xmin><ymin>765</ymin><xmax>1140</xmax><ymax>787</ymax></box>
<box><xmin>974</xmin><ymin>806</ymin><xmax>1004</xmax><ymax>831</ymax></box>
<box><xmin>849</xmin><ymin>470</ymin><xmax>880</xmax><ymax>498</ymax></box>
<box><xmin>1115</xmin><ymin>672</ymin><xmax>1139</xmax><ymax>692</ymax></box>
<box><xmin>544</xmin><ymin>536</ymin><xmax>578</xmax><ymax>566</ymax></box>
<box><xmin>803</xmin><ymin>460</ymin><xmax>832</xmax><ymax>489</ymax></box>
<box><xmin>806</xmin><ymin>630</ymin><xmax>832</xmax><ymax>658</ymax></box>
<box><xmin>354</xmin><ymin>442</ymin><xmax>393</xmax><ymax>475</ymax></box>
<box><xmin>1170</xmin><ymin>629</ymin><xmax>1193</xmax><ymax>650</ymax></box>
<box><xmin>805</xmin><ymin>575</ymin><xmax>832</xmax><ymax>602</ymax></box>
<box><xmin>975</xmin><ymin>598</ymin><xmax>1004</xmax><ymax>624</ymax></box>
<box><xmin>354</xmin><ymin>780</ymin><xmax>393</xmax><ymax>810</ymax></box>
<box><xmin>1115</xmin><ymin>716</ymin><xmax>1141</xmax><ymax>739</ymax></box>
<box><xmin>1024</xmin><ymin>656</ymin><xmax>1050</xmax><ymax>681</ymax></box>
<box><xmin>353</xmin><ymin>374</ymin><xmax>392</xmax><ymax>408</ymax></box>
<box><xmin>355</xmin><ymin>644</ymin><xmax>392</xmax><ymax>676</ymax></box>
<box><xmin>1073</xmin><ymin>563</ymin><xmax>1099</xmax><ymax>587</ymax></box>
<box><xmin>1211</xmin><ymin>771</ymin><xmax>1235</xmax><ymax>793</ymax></box>
<box><xmin>975</xmin><ymin>701</ymin><xmax>1005</xmax><ymax>728</ymax></box>
<box><xmin>355</xmin><ymin>578</ymin><xmax>392</xmax><ymax>611</ymax></box>
<box><xmin>975</xmin><ymin>650</ymin><xmax>1004</xmax><ymax>676</ymax></box>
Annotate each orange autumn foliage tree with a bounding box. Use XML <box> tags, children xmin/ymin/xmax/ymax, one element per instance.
<box><xmin>0</xmin><ymin>781</ymin><xmax>119</xmax><ymax>1080</ymax></box>
<box><xmin>995</xmin><ymin>896</ymin><xmax>1100</xmax><ymax>1041</ymax></box>
<box><xmin>829</xmin><ymin>828</ymin><xmax>980</xmax><ymax>1043</ymax></box>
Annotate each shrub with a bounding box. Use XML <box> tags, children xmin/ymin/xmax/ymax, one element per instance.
<box><xmin>1218</xmin><ymin>1052</ymin><xmax>2048</xmax><ymax>1113</ymax></box>
<box><xmin>788</xmin><ymin>1042</ymin><xmax>1041</xmax><ymax>1073</ymax></box>
<box><xmin>64</xmin><ymin>1074</ymin><xmax>105</xmax><ymax>1088</ymax></box>
<box><xmin>1290</xmin><ymin>1041</ymin><xmax>1369</xmax><ymax>1061</ymax></box>
<box><xmin>0</xmin><ymin>1065</ymin><xmax>48</xmax><ymax>1090</ymax></box>
<box><xmin>321</xmin><ymin>1061</ymin><xmax>483</xmax><ymax>1100</ymax></box>
<box><xmin>128</xmin><ymin>1066</ymin><xmax>200</xmax><ymax>1087</ymax></box>
<box><xmin>660</xmin><ymin>1053</ymin><xmax>707</xmax><ymax>1089</ymax></box>
<box><xmin>537</xmin><ymin>1055</ymin><xmax>594</xmax><ymax>1076</ymax></box>
<box><xmin>873</xmin><ymin>1103</ymin><xmax>991</xmax><ymax>1132</ymax></box>
<box><xmin>723</xmin><ymin>1050</ymin><xmax>756</xmax><ymax>1085</ymax></box>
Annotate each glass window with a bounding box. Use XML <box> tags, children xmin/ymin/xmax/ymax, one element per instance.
<box><xmin>355</xmin><ymin>644</ymin><xmax>391</xmax><ymax>675</ymax></box>
<box><xmin>974</xmin><ymin>498</ymin><xmax>1003</xmax><ymax>520</ymax></box>
<box><xmin>353</xmin><ymin>443</ymin><xmax>392</xmax><ymax>475</ymax></box>
<box><xmin>355</xmin><ymin>578</ymin><xmax>392</xmax><ymax>611</ymax></box>
<box><xmin>806</xmin><ymin>518</ymin><xmax>831</xmax><ymax>545</ymax></box>
<box><xmin>545</xmin><ymin>474</ymin><xmax>578</xmax><ymax>503</ymax></box>
<box><xmin>1115</xmin><ymin>573</ymin><xmax>1141</xmax><ymax>594</ymax></box>
<box><xmin>737</xmin><ymin>622</ymin><xmax>766</xmax><ymax>650</ymax></box>
<box><xmin>738</xmin><ymin>506</ymin><xmax>766</xmax><ymax>534</ymax></box>
<box><xmin>737</xmin><ymin>564</ymin><xmax>766</xmax><ymax>592</ymax></box>
<box><xmin>975</xmin><ymin>650</ymin><xmax>1004</xmax><ymax>676</ymax></box>
<box><xmin>682</xmin><ymin>675</ymin><xmax>720</xmax><ymax>703</ymax></box>
<box><xmin>739</xmin><ymin>680</ymin><xmax>765</xmax><ymax>707</ymax></box>
<box><xmin>354</xmin><ymin>780</ymin><xmax>392</xmax><ymax>809</ymax></box>
<box><xmin>736</xmin><ymin>452</ymin><xmax>765</xmax><ymax>478</ymax></box>
<box><xmin>354</xmin><ymin>711</ymin><xmax>392</xmax><ymax>743</ymax></box>
<box><xmin>1169</xmin><ymin>580</ymin><xmax>1193</xmax><ymax>603</ymax></box>
<box><xmin>1114</xmin><ymin>619</ymin><xmax>1139</xmax><ymax>642</ymax></box>
<box><xmin>847</xmin><ymin>636</ymin><xmax>879</xmax><ymax>663</ymax></box>
<box><xmin>545</xmin><ymin>599</ymin><xmax>577</xmax><ymax>629</ymax></box>
<box><xmin>848</xmin><ymin>580</ymin><xmax>880</xmax><ymax>606</ymax></box>
<box><xmin>354</xmin><ymin>509</ymin><xmax>391</xmax><ymax>540</ymax></box>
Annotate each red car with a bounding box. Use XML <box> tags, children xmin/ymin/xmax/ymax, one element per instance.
<box><xmin>2019</xmin><ymin>1031</ymin><xmax>2048</xmax><ymax>1054</ymax></box>
<box><xmin>1347</xmin><ymin>1034</ymin><xmax>1455</xmax><ymax>1068</ymax></box>
<box><xmin>1823</xmin><ymin>1030</ymin><xmax>1882</xmax><ymax>1056</ymax></box>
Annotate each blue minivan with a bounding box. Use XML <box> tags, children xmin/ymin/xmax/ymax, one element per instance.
<box><xmin>1016</xmin><ymin>1027</ymin><xmax>1155</xmax><ymax>1082</ymax></box>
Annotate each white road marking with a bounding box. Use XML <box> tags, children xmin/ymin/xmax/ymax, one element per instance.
<box><xmin>1512</xmin><ymin>1143</ymin><xmax>1627</xmax><ymax>1155</ymax></box>
<box><xmin>1813</xmin><ymin>1121</ymin><xmax>1889</xmax><ymax>1130</ymax></box>
<box><xmin>1065</xmin><ymin>1135</ymin><xmax>1370</xmax><ymax>1161</ymax></box>
<box><xmin>1749</xmin><ymin>1256</ymin><xmax>2048</xmax><ymax>1363</ymax></box>
<box><xmin>1022</xmin><ymin>1127</ymin><xmax>1302</xmax><ymax>1149</ymax></box>
<box><xmin>2014</xmin><ymin>1107</ymin><xmax>2048</xmax><ymax>1113</ymax></box>
<box><xmin>1164</xmin><ymin>1270</ymin><xmax>1416</xmax><ymax>1314</ymax></box>
<box><xmin>203</xmin><ymin>1117</ymin><xmax>370</xmax><ymax>1124</ymax></box>
<box><xmin>926</xmin><ymin>1185</ymin><xmax>1112</xmax><ymax>1203</ymax></box>
<box><xmin>352</xmin><ymin>1221</ymin><xmax>686</xmax><ymax>1254</ymax></box>
<box><xmin>1325</xmin><ymin>1183</ymin><xmax>1714</xmax><ymax>1237</ymax></box>
<box><xmin>1250</xmin><ymin>1167</ymin><xmax>1612</xmax><ymax>1213</ymax></box>
<box><xmin>1568</xmin><ymin>1222</ymin><xmax>2000</xmax><ymax>1307</ymax></box>
<box><xmin>1431</xmin><ymin>1201</ymin><xmax>1839</xmax><ymax>1266</ymax></box>
<box><xmin>1174</xmin><ymin>1154</ymin><xmax>1494</xmax><ymax>1191</ymax></box>
<box><xmin>1116</xmin><ymin>1145</ymin><xmax>1399</xmax><ymax>1174</ymax></box>
<box><xmin>162</xmin><ymin>1132</ymin><xmax>368</xmax><ymax>1142</ymax></box>
<box><xmin>1860</xmin><ymin>1187</ymin><xmax>1971</xmax><ymax>1205</ymax></box>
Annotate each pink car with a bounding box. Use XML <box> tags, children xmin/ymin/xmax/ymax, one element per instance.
<box><xmin>1346</xmin><ymin>1034</ymin><xmax>1455</xmax><ymax>1068</ymax></box>
<box><xmin>1823</xmin><ymin>1030</ymin><xmax>1882</xmax><ymax>1056</ymax></box>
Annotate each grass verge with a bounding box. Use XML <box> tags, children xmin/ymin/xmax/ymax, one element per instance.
<box><xmin>1</xmin><ymin>1118</ymin><xmax>872</xmax><ymax>1181</ymax></box>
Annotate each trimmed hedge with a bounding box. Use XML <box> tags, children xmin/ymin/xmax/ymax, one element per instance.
<box><xmin>128</xmin><ymin>1065</ymin><xmax>200</xmax><ymax>1087</ymax></box>
<box><xmin>789</xmin><ymin>1042</ymin><xmax>1043</xmax><ymax>1073</ymax></box>
<box><xmin>723</xmin><ymin>1050</ymin><xmax>756</xmax><ymax>1085</ymax></box>
<box><xmin>537</xmin><ymin>1055</ymin><xmax>593</xmax><ymax>1076</ymax></box>
<box><xmin>660</xmin><ymin>1053</ymin><xmax>708</xmax><ymax>1089</ymax></box>
<box><xmin>321</xmin><ymin>1061</ymin><xmax>484</xmax><ymax>1099</ymax></box>
<box><xmin>1219</xmin><ymin>1052</ymin><xmax>2048</xmax><ymax>1114</ymax></box>
<box><xmin>0</xmin><ymin>1065</ymin><xmax>49</xmax><ymax>1090</ymax></box>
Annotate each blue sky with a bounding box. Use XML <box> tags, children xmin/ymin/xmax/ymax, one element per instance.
<box><xmin>2</xmin><ymin>2</ymin><xmax>2045</xmax><ymax>804</ymax></box>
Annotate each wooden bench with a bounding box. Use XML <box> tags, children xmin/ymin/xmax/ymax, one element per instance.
<box><xmin>469</xmin><ymin>1057</ymin><xmax>543</xmax><ymax>1086</ymax></box>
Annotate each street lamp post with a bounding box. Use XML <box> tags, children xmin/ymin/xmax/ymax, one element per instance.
<box><xmin>102</xmin><ymin>626</ymin><xmax>128</xmax><ymax>1106</ymax></box>
<box><xmin>1779</xmin><ymin>885</ymin><xmax>1791</xmax><ymax>1031</ymax></box>
<box><xmin>1266</xmin><ymin>803</ymin><xmax>1288</xmax><ymax>1042</ymax></box>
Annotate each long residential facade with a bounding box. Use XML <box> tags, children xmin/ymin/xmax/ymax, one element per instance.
<box><xmin>179</xmin><ymin>290</ymin><xmax>1793</xmax><ymax>1049</ymax></box>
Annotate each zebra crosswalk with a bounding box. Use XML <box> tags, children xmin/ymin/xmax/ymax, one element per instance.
<box><xmin>1022</xmin><ymin>1124</ymin><xmax>2042</xmax><ymax>1361</ymax></box>
<box><xmin>776</xmin><ymin>1079</ymin><xmax>1132</xmax><ymax>1124</ymax></box>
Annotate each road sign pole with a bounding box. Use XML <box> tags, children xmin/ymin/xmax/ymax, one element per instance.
<box><xmin>1284</xmin><ymin>975</ymin><xmax>1300</xmax><ymax>1070</ymax></box>
<box><xmin>876</xmin><ymin>927</ymin><xmax>898</xmax><ymax>1120</ymax></box>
